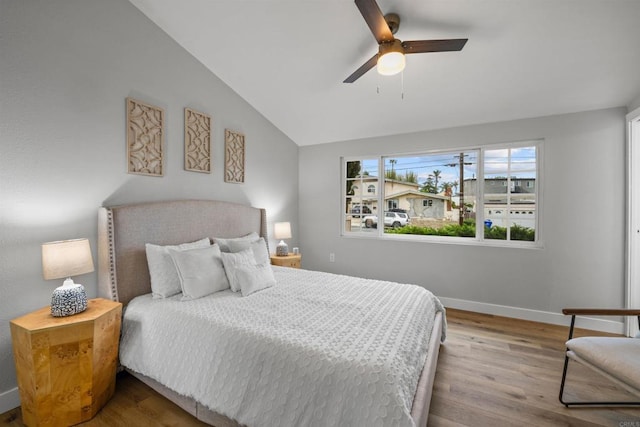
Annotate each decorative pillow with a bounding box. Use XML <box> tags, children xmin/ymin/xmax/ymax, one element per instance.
<box><xmin>228</xmin><ymin>237</ymin><xmax>270</xmax><ymax>265</ymax></box>
<box><xmin>168</xmin><ymin>244</ymin><xmax>229</xmax><ymax>301</ymax></box>
<box><xmin>220</xmin><ymin>248</ymin><xmax>257</xmax><ymax>292</ymax></box>
<box><xmin>213</xmin><ymin>232</ymin><xmax>260</xmax><ymax>252</ymax></box>
<box><xmin>235</xmin><ymin>263</ymin><xmax>277</xmax><ymax>297</ymax></box>
<box><xmin>146</xmin><ymin>237</ymin><xmax>211</xmax><ymax>298</ymax></box>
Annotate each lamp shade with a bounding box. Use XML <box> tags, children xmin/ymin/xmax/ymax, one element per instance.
<box><xmin>377</xmin><ymin>39</ymin><xmax>406</xmax><ymax>76</ymax></box>
<box><xmin>274</xmin><ymin>222</ymin><xmax>292</xmax><ymax>240</ymax></box>
<box><xmin>42</xmin><ymin>238</ymin><xmax>94</xmax><ymax>280</ymax></box>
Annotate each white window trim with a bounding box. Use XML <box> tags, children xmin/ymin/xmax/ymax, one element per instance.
<box><xmin>341</xmin><ymin>140</ymin><xmax>543</xmax><ymax>248</ymax></box>
<box><xmin>626</xmin><ymin>106</ymin><xmax>640</xmax><ymax>336</ymax></box>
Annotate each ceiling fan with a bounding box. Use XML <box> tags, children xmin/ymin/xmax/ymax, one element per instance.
<box><xmin>343</xmin><ymin>0</ymin><xmax>468</xmax><ymax>83</ymax></box>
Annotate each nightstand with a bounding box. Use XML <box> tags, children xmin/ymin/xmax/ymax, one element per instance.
<box><xmin>270</xmin><ymin>253</ymin><xmax>302</xmax><ymax>269</ymax></box>
<box><xmin>10</xmin><ymin>298</ymin><xmax>122</xmax><ymax>426</ymax></box>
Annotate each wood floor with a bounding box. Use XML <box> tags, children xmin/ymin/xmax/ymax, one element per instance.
<box><xmin>2</xmin><ymin>308</ymin><xmax>639</xmax><ymax>426</ymax></box>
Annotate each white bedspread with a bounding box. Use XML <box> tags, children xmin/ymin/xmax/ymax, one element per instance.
<box><xmin>120</xmin><ymin>267</ymin><xmax>445</xmax><ymax>427</ymax></box>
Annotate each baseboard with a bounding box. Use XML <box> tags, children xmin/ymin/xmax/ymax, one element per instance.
<box><xmin>438</xmin><ymin>296</ymin><xmax>626</xmax><ymax>335</ymax></box>
<box><xmin>0</xmin><ymin>387</ymin><xmax>20</xmax><ymax>414</ymax></box>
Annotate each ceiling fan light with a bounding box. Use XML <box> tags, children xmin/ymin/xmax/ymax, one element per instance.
<box><xmin>377</xmin><ymin>52</ymin><xmax>405</xmax><ymax>76</ymax></box>
<box><xmin>377</xmin><ymin>39</ymin><xmax>405</xmax><ymax>76</ymax></box>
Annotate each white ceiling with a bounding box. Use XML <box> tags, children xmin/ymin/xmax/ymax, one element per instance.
<box><xmin>129</xmin><ymin>0</ymin><xmax>640</xmax><ymax>146</ymax></box>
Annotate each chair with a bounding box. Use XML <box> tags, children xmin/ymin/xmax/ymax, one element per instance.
<box><xmin>559</xmin><ymin>308</ymin><xmax>640</xmax><ymax>407</ymax></box>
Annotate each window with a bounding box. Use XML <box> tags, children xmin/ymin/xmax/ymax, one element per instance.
<box><xmin>483</xmin><ymin>146</ymin><xmax>537</xmax><ymax>242</ymax></box>
<box><xmin>342</xmin><ymin>140</ymin><xmax>541</xmax><ymax>246</ymax></box>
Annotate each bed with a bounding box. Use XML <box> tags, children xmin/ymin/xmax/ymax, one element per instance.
<box><xmin>97</xmin><ymin>199</ymin><xmax>445</xmax><ymax>427</ymax></box>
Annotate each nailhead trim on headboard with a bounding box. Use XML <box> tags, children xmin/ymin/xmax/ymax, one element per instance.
<box><xmin>98</xmin><ymin>207</ymin><xmax>120</xmax><ymax>302</ymax></box>
<box><xmin>261</xmin><ymin>210</ymin><xmax>269</xmax><ymax>253</ymax></box>
<box><xmin>106</xmin><ymin>208</ymin><xmax>119</xmax><ymax>302</ymax></box>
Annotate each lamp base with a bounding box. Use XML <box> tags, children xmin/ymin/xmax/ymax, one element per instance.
<box><xmin>51</xmin><ymin>283</ymin><xmax>88</xmax><ymax>317</ymax></box>
<box><xmin>276</xmin><ymin>241</ymin><xmax>289</xmax><ymax>256</ymax></box>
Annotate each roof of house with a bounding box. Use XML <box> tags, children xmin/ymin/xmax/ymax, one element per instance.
<box><xmin>385</xmin><ymin>190</ymin><xmax>449</xmax><ymax>201</ymax></box>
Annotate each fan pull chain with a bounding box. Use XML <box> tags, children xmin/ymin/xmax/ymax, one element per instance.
<box><xmin>375</xmin><ymin>73</ymin><xmax>404</xmax><ymax>98</ymax></box>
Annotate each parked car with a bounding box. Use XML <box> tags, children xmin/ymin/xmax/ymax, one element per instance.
<box><xmin>363</xmin><ymin>211</ymin><xmax>410</xmax><ymax>229</ymax></box>
<box><xmin>350</xmin><ymin>205</ymin><xmax>372</xmax><ymax>218</ymax></box>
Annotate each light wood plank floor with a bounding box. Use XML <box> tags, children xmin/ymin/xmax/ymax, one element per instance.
<box><xmin>2</xmin><ymin>308</ymin><xmax>639</xmax><ymax>426</ymax></box>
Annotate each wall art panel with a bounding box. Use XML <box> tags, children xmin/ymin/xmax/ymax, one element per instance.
<box><xmin>126</xmin><ymin>98</ymin><xmax>164</xmax><ymax>176</ymax></box>
<box><xmin>184</xmin><ymin>108</ymin><xmax>211</xmax><ymax>173</ymax></box>
<box><xmin>225</xmin><ymin>129</ymin><xmax>245</xmax><ymax>183</ymax></box>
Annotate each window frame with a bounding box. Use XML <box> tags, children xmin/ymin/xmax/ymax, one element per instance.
<box><xmin>341</xmin><ymin>140</ymin><xmax>543</xmax><ymax>248</ymax></box>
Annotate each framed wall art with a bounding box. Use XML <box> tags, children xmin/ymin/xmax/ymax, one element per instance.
<box><xmin>224</xmin><ymin>129</ymin><xmax>245</xmax><ymax>183</ymax></box>
<box><xmin>126</xmin><ymin>97</ymin><xmax>164</xmax><ymax>176</ymax></box>
<box><xmin>184</xmin><ymin>108</ymin><xmax>211</xmax><ymax>173</ymax></box>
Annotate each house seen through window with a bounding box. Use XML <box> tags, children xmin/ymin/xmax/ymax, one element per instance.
<box><xmin>343</xmin><ymin>142</ymin><xmax>540</xmax><ymax>245</ymax></box>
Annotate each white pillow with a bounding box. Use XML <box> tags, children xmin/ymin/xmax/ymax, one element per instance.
<box><xmin>168</xmin><ymin>244</ymin><xmax>229</xmax><ymax>300</ymax></box>
<box><xmin>220</xmin><ymin>248</ymin><xmax>257</xmax><ymax>292</ymax></box>
<box><xmin>213</xmin><ymin>232</ymin><xmax>259</xmax><ymax>252</ymax></box>
<box><xmin>236</xmin><ymin>263</ymin><xmax>276</xmax><ymax>297</ymax></box>
<box><xmin>228</xmin><ymin>237</ymin><xmax>270</xmax><ymax>265</ymax></box>
<box><xmin>146</xmin><ymin>238</ymin><xmax>211</xmax><ymax>298</ymax></box>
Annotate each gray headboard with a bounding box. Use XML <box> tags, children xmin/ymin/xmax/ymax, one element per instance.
<box><xmin>98</xmin><ymin>199</ymin><xmax>268</xmax><ymax>305</ymax></box>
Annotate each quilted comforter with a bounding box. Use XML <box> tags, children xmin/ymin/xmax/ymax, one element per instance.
<box><xmin>119</xmin><ymin>266</ymin><xmax>445</xmax><ymax>427</ymax></box>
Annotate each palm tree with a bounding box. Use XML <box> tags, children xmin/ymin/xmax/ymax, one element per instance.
<box><xmin>432</xmin><ymin>170</ymin><xmax>442</xmax><ymax>193</ymax></box>
<box><xmin>386</xmin><ymin>159</ymin><xmax>398</xmax><ymax>180</ymax></box>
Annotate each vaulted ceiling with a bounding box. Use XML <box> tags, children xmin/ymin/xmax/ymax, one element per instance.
<box><xmin>129</xmin><ymin>0</ymin><xmax>640</xmax><ymax>146</ymax></box>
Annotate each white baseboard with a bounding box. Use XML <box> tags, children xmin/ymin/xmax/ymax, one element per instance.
<box><xmin>438</xmin><ymin>296</ymin><xmax>626</xmax><ymax>335</ymax></box>
<box><xmin>0</xmin><ymin>387</ymin><xmax>20</xmax><ymax>414</ymax></box>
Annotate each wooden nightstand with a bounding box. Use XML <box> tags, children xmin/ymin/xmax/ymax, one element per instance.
<box><xmin>10</xmin><ymin>298</ymin><xmax>122</xmax><ymax>426</ymax></box>
<box><xmin>270</xmin><ymin>253</ymin><xmax>301</xmax><ymax>269</ymax></box>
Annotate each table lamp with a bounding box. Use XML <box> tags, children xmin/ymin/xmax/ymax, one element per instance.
<box><xmin>42</xmin><ymin>238</ymin><xmax>94</xmax><ymax>317</ymax></box>
<box><xmin>274</xmin><ymin>222</ymin><xmax>292</xmax><ymax>256</ymax></box>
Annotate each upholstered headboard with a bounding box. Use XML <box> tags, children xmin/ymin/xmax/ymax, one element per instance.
<box><xmin>98</xmin><ymin>200</ymin><xmax>268</xmax><ymax>305</ymax></box>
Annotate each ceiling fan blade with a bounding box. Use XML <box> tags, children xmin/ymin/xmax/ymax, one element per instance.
<box><xmin>343</xmin><ymin>54</ymin><xmax>378</xmax><ymax>83</ymax></box>
<box><xmin>355</xmin><ymin>0</ymin><xmax>394</xmax><ymax>44</ymax></box>
<box><xmin>402</xmin><ymin>39</ymin><xmax>468</xmax><ymax>54</ymax></box>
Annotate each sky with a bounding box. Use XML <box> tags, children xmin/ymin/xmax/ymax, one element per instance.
<box><xmin>361</xmin><ymin>145</ymin><xmax>537</xmax><ymax>189</ymax></box>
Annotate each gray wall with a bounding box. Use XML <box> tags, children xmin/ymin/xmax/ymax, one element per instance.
<box><xmin>299</xmin><ymin>107</ymin><xmax>626</xmax><ymax>316</ymax></box>
<box><xmin>0</xmin><ymin>0</ymin><xmax>298</xmax><ymax>404</ymax></box>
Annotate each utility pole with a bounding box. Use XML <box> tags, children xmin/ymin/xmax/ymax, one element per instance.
<box><xmin>389</xmin><ymin>159</ymin><xmax>396</xmax><ymax>195</ymax></box>
<box><xmin>459</xmin><ymin>153</ymin><xmax>465</xmax><ymax>225</ymax></box>
<box><xmin>446</xmin><ymin>153</ymin><xmax>471</xmax><ymax>226</ymax></box>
